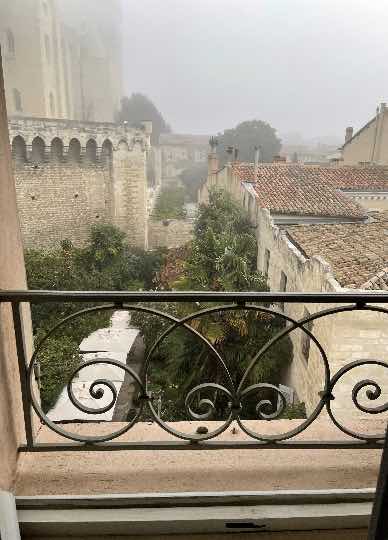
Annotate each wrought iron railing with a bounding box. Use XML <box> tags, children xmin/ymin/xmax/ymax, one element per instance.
<box><xmin>1</xmin><ymin>290</ymin><xmax>387</xmax><ymax>452</ymax></box>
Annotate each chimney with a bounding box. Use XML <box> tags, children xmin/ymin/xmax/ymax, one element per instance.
<box><xmin>207</xmin><ymin>136</ymin><xmax>219</xmax><ymax>175</ymax></box>
<box><xmin>254</xmin><ymin>145</ymin><xmax>260</xmax><ymax>179</ymax></box>
<box><xmin>273</xmin><ymin>155</ymin><xmax>286</xmax><ymax>163</ymax></box>
<box><xmin>345</xmin><ymin>126</ymin><xmax>353</xmax><ymax>144</ymax></box>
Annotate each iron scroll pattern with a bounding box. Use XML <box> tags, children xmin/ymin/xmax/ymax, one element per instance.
<box><xmin>16</xmin><ymin>296</ymin><xmax>388</xmax><ymax>449</ymax></box>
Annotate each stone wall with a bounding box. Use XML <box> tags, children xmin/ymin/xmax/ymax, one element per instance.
<box><xmin>256</xmin><ymin>207</ymin><xmax>388</xmax><ymax>419</ymax></box>
<box><xmin>14</xmin><ymin>161</ymin><xmax>109</xmax><ymax>248</ymax></box>
<box><xmin>148</xmin><ymin>219</ymin><xmax>194</xmax><ymax>249</ymax></box>
<box><xmin>8</xmin><ymin>116</ymin><xmax>150</xmax><ymax>249</ymax></box>
<box><xmin>0</xmin><ymin>51</ymin><xmax>32</xmax><ymax>491</ymax></box>
<box><xmin>342</xmin><ymin>104</ymin><xmax>388</xmax><ymax>165</ymax></box>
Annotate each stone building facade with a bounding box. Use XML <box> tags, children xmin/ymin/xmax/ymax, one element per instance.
<box><xmin>256</xmin><ymin>208</ymin><xmax>388</xmax><ymax>416</ymax></box>
<box><xmin>158</xmin><ymin>133</ymin><xmax>208</xmax><ymax>184</ymax></box>
<box><xmin>342</xmin><ymin>102</ymin><xmax>388</xmax><ymax>171</ymax></box>
<box><xmin>200</xmin><ymin>153</ymin><xmax>388</xmax><ymax>417</ymax></box>
<box><xmin>9</xmin><ymin>116</ymin><xmax>151</xmax><ymax>249</ymax></box>
<box><xmin>148</xmin><ymin>219</ymin><xmax>194</xmax><ymax>250</ymax></box>
<box><xmin>0</xmin><ymin>0</ymin><xmax>122</xmax><ymax>122</ymax></box>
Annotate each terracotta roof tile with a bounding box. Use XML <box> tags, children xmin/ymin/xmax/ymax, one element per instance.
<box><xmin>233</xmin><ymin>164</ymin><xmax>388</xmax><ymax>218</ymax></box>
<box><xmin>285</xmin><ymin>212</ymin><xmax>388</xmax><ymax>288</ymax></box>
<box><xmin>361</xmin><ymin>267</ymin><xmax>388</xmax><ymax>290</ymax></box>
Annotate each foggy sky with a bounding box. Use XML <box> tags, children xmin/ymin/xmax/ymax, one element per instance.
<box><xmin>122</xmin><ymin>0</ymin><xmax>388</xmax><ymax>141</ymax></box>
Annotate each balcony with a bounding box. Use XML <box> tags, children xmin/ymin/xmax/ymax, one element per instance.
<box><xmin>0</xmin><ymin>291</ymin><xmax>387</xmax><ymax>538</ymax></box>
<box><xmin>2</xmin><ymin>289</ymin><xmax>386</xmax><ymax>453</ymax></box>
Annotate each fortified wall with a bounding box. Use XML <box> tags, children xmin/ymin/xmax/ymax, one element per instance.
<box><xmin>8</xmin><ymin>116</ymin><xmax>150</xmax><ymax>249</ymax></box>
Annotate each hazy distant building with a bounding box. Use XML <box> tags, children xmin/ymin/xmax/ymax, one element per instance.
<box><xmin>341</xmin><ymin>102</ymin><xmax>388</xmax><ymax>165</ymax></box>
<box><xmin>0</xmin><ymin>0</ymin><xmax>122</xmax><ymax>122</ymax></box>
<box><xmin>158</xmin><ymin>133</ymin><xmax>209</xmax><ymax>183</ymax></box>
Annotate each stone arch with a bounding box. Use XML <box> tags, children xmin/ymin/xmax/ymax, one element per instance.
<box><xmin>85</xmin><ymin>138</ymin><xmax>97</xmax><ymax>163</ymax></box>
<box><xmin>13</xmin><ymin>88</ymin><xmax>22</xmax><ymax>112</ymax></box>
<box><xmin>6</xmin><ymin>29</ymin><xmax>15</xmax><ymax>55</ymax></box>
<box><xmin>31</xmin><ymin>136</ymin><xmax>45</xmax><ymax>163</ymax></box>
<box><xmin>50</xmin><ymin>137</ymin><xmax>63</xmax><ymax>162</ymax></box>
<box><xmin>12</xmin><ymin>135</ymin><xmax>27</xmax><ymax>164</ymax></box>
<box><xmin>101</xmin><ymin>139</ymin><xmax>113</xmax><ymax>164</ymax></box>
<box><xmin>117</xmin><ymin>139</ymin><xmax>129</xmax><ymax>152</ymax></box>
<box><xmin>68</xmin><ymin>138</ymin><xmax>81</xmax><ymax>163</ymax></box>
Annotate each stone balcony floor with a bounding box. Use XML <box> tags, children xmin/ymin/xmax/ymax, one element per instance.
<box><xmin>15</xmin><ymin>417</ymin><xmax>385</xmax><ymax>496</ymax></box>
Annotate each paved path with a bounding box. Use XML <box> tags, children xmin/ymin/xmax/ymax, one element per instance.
<box><xmin>48</xmin><ymin>311</ymin><xmax>143</xmax><ymax>422</ymax></box>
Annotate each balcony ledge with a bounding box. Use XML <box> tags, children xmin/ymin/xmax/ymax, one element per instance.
<box><xmin>15</xmin><ymin>418</ymin><xmax>384</xmax><ymax>497</ymax></box>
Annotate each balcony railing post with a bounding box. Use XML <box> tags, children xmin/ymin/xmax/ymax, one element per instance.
<box><xmin>368</xmin><ymin>423</ymin><xmax>388</xmax><ymax>540</ymax></box>
<box><xmin>11</xmin><ymin>301</ymin><xmax>34</xmax><ymax>449</ymax></box>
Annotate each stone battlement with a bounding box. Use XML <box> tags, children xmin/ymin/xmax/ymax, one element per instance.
<box><xmin>8</xmin><ymin>116</ymin><xmax>151</xmax><ymax>249</ymax></box>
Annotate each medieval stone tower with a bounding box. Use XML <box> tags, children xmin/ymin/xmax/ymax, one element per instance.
<box><xmin>0</xmin><ymin>0</ymin><xmax>122</xmax><ymax>122</ymax></box>
<box><xmin>0</xmin><ymin>0</ymin><xmax>68</xmax><ymax>118</ymax></box>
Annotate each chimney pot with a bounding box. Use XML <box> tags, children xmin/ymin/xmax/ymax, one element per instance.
<box><xmin>345</xmin><ymin>126</ymin><xmax>353</xmax><ymax>143</ymax></box>
<box><xmin>254</xmin><ymin>145</ymin><xmax>261</xmax><ymax>180</ymax></box>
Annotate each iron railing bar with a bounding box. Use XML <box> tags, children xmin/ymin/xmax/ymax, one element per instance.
<box><xmin>11</xmin><ymin>301</ymin><xmax>34</xmax><ymax>449</ymax></box>
<box><xmin>18</xmin><ymin>439</ymin><xmax>384</xmax><ymax>452</ymax></box>
<box><xmin>0</xmin><ymin>290</ymin><xmax>388</xmax><ymax>303</ymax></box>
<box><xmin>368</xmin><ymin>423</ymin><xmax>388</xmax><ymax>540</ymax></box>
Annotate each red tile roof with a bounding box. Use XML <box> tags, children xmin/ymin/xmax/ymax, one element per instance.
<box><xmin>233</xmin><ymin>164</ymin><xmax>386</xmax><ymax>218</ymax></box>
<box><xmin>285</xmin><ymin>212</ymin><xmax>388</xmax><ymax>288</ymax></box>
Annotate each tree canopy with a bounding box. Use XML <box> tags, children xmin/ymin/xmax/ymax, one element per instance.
<box><xmin>116</xmin><ymin>93</ymin><xmax>171</xmax><ymax>145</ymax></box>
<box><xmin>136</xmin><ymin>189</ymin><xmax>294</xmax><ymax>421</ymax></box>
<box><xmin>216</xmin><ymin>120</ymin><xmax>281</xmax><ymax>165</ymax></box>
<box><xmin>25</xmin><ymin>224</ymin><xmax>165</xmax><ymax>411</ymax></box>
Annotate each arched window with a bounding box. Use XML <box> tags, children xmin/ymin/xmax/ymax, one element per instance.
<box><xmin>31</xmin><ymin>137</ymin><xmax>45</xmax><ymax>163</ymax></box>
<box><xmin>45</xmin><ymin>34</ymin><xmax>51</xmax><ymax>63</ymax></box>
<box><xmin>118</xmin><ymin>140</ymin><xmax>129</xmax><ymax>152</ymax></box>
<box><xmin>68</xmin><ymin>138</ymin><xmax>81</xmax><ymax>163</ymax></box>
<box><xmin>12</xmin><ymin>136</ymin><xmax>27</xmax><ymax>164</ymax></box>
<box><xmin>6</xmin><ymin>29</ymin><xmax>15</xmax><ymax>55</ymax></box>
<box><xmin>13</xmin><ymin>89</ymin><xmax>22</xmax><ymax>112</ymax></box>
<box><xmin>50</xmin><ymin>137</ymin><xmax>63</xmax><ymax>162</ymax></box>
<box><xmin>101</xmin><ymin>139</ymin><xmax>113</xmax><ymax>165</ymax></box>
<box><xmin>85</xmin><ymin>139</ymin><xmax>97</xmax><ymax>163</ymax></box>
<box><xmin>49</xmin><ymin>92</ymin><xmax>55</xmax><ymax>117</ymax></box>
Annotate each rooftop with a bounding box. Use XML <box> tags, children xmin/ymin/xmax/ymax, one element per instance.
<box><xmin>235</xmin><ymin>164</ymin><xmax>384</xmax><ymax>218</ymax></box>
<box><xmin>285</xmin><ymin>212</ymin><xmax>388</xmax><ymax>288</ymax></box>
<box><xmin>362</xmin><ymin>267</ymin><xmax>388</xmax><ymax>291</ymax></box>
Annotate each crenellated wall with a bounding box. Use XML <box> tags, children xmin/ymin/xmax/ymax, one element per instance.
<box><xmin>8</xmin><ymin>116</ymin><xmax>150</xmax><ymax>249</ymax></box>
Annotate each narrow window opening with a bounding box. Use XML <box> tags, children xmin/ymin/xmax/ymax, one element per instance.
<box><xmin>13</xmin><ymin>89</ymin><xmax>22</xmax><ymax>112</ymax></box>
<box><xmin>6</xmin><ymin>29</ymin><xmax>15</xmax><ymax>55</ymax></box>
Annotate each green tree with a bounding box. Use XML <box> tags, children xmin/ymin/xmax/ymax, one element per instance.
<box><xmin>25</xmin><ymin>224</ymin><xmax>165</xmax><ymax>411</ymax></box>
<box><xmin>136</xmin><ymin>189</ymin><xmax>293</xmax><ymax>421</ymax></box>
<box><xmin>216</xmin><ymin>120</ymin><xmax>281</xmax><ymax>165</ymax></box>
<box><xmin>116</xmin><ymin>93</ymin><xmax>171</xmax><ymax>145</ymax></box>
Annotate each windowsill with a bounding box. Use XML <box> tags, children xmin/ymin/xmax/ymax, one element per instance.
<box><xmin>15</xmin><ymin>417</ymin><xmax>383</xmax><ymax>497</ymax></box>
